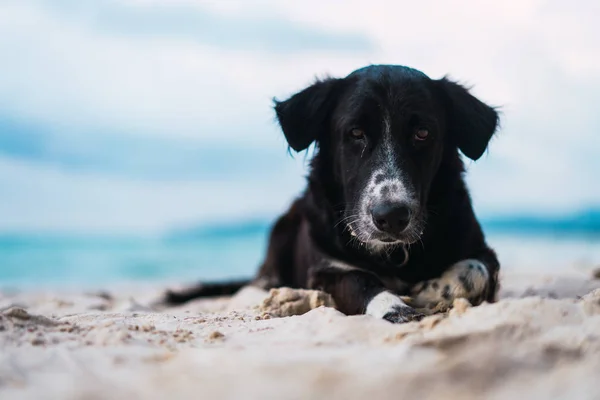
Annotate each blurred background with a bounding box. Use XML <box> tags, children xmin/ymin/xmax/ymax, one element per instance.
<box><xmin>0</xmin><ymin>0</ymin><xmax>599</xmax><ymax>288</ymax></box>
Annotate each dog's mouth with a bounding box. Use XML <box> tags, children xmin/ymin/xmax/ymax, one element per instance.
<box><xmin>346</xmin><ymin>216</ymin><xmax>424</xmax><ymax>249</ymax></box>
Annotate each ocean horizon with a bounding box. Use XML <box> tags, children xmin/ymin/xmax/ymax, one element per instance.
<box><xmin>1</xmin><ymin>211</ymin><xmax>599</xmax><ymax>289</ymax></box>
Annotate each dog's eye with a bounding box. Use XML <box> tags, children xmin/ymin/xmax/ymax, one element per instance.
<box><xmin>414</xmin><ymin>128</ymin><xmax>429</xmax><ymax>141</ymax></box>
<box><xmin>350</xmin><ymin>128</ymin><xmax>366</xmax><ymax>140</ymax></box>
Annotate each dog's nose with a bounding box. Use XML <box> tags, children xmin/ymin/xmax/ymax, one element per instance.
<box><xmin>370</xmin><ymin>202</ymin><xmax>412</xmax><ymax>235</ymax></box>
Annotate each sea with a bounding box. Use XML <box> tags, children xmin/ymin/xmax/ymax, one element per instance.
<box><xmin>1</xmin><ymin>218</ymin><xmax>599</xmax><ymax>289</ymax></box>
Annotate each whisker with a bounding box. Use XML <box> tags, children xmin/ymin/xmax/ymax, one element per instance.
<box><xmin>335</xmin><ymin>214</ymin><xmax>361</xmax><ymax>226</ymax></box>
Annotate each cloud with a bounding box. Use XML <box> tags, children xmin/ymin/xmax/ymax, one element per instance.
<box><xmin>0</xmin><ymin>0</ymin><xmax>599</xmax><ymax>233</ymax></box>
<box><xmin>0</xmin><ymin>1</ymin><xmax>373</xmax><ymax>141</ymax></box>
<box><xmin>0</xmin><ymin>115</ymin><xmax>295</xmax><ymax>180</ymax></box>
<box><xmin>41</xmin><ymin>0</ymin><xmax>375</xmax><ymax>54</ymax></box>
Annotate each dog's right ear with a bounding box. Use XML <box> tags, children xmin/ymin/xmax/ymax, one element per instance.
<box><xmin>273</xmin><ymin>78</ymin><xmax>343</xmax><ymax>152</ymax></box>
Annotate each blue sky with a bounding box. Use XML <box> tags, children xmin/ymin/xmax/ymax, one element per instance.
<box><xmin>0</xmin><ymin>0</ymin><xmax>599</xmax><ymax>234</ymax></box>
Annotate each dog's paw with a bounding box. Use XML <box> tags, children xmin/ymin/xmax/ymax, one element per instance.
<box><xmin>411</xmin><ymin>259</ymin><xmax>489</xmax><ymax>309</ymax></box>
<box><xmin>365</xmin><ymin>291</ymin><xmax>424</xmax><ymax>323</ymax></box>
<box><xmin>382</xmin><ymin>305</ymin><xmax>425</xmax><ymax>324</ymax></box>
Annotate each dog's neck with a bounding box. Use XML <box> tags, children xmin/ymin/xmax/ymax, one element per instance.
<box><xmin>302</xmin><ymin>148</ymin><xmax>467</xmax><ymax>270</ymax></box>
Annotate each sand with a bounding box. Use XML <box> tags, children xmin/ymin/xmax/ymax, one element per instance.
<box><xmin>1</xmin><ymin>270</ymin><xmax>600</xmax><ymax>400</ymax></box>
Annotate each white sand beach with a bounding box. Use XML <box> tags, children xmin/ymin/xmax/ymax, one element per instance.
<box><xmin>1</xmin><ymin>269</ymin><xmax>600</xmax><ymax>400</ymax></box>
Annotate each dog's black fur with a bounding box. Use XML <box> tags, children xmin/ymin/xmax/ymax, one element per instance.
<box><xmin>165</xmin><ymin>65</ymin><xmax>500</xmax><ymax>323</ymax></box>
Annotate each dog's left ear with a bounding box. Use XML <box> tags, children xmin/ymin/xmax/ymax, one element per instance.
<box><xmin>436</xmin><ymin>78</ymin><xmax>499</xmax><ymax>160</ymax></box>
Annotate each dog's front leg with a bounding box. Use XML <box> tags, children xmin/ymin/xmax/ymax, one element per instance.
<box><xmin>411</xmin><ymin>258</ymin><xmax>496</xmax><ymax>309</ymax></box>
<box><xmin>308</xmin><ymin>264</ymin><xmax>424</xmax><ymax>323</ymax></box>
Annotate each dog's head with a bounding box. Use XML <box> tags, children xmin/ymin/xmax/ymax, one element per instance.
<box><xmin>274</xmin><ymin>65</ymin><xmax>498</xmax><ymax>252</ymax></box>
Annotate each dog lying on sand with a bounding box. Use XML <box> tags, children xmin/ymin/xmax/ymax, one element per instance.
<box><xmin>164</xmin><ymin>64</ymin><xmax>500</xmax><ymax>323</ymax></box>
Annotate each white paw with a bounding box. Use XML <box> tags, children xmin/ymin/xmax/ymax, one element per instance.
<box><xmin>366</xmin><ymin>291</ymin><xmax>424</xmax><ymax>323</ymax></box>
<box><xmin>411</xmin><ymin>259</ymin><xmax>489</xmax><ymax>308</ymax></box>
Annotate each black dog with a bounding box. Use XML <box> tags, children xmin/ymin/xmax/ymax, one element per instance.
<box><xmin>165</xmin><ymin>64</ymin><xmax>500</xmax><ymax>323</ymax></box>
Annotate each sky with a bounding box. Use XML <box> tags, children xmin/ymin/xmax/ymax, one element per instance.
<box><xmin>0</xmin><ymin>0</ymin><xmax>599</xmax><ymax>234</ymax></box>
